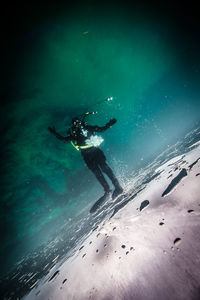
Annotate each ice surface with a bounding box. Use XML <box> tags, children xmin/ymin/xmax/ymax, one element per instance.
<box><xmin>23</xmin><ymin>141</ymin><xmax>200</xmax><ymax>300</ymax></box>
<box><xmin>2</xmin><ymin>128</ymin><xmax>200</xmax><ymax>299</ymax></box>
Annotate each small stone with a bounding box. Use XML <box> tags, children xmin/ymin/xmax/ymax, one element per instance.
<box><xmin>48</xmin><ymin>270</ymin><xmax>60</xmax><ymax>282</ymax></box>
<box><xmin>35</xmin><ymin>291</ymin><xmax>40</xmax><ymax>296</ymax></box>
<box><xmin>187</xmin><ymin>209</ymin><xmax>194</xmax><ymax>213</ymax></box>
<box><xmin>62</xmin><ymin>279</ymin><xmax>67</xmax><ymax>284</ymax></box>
<box><xmin>96</xmin><ymin>249</ymin><xmax>99</xmax><ymax>253</ymax></box>
<box><xmin>159</xmin><ymin>222</ymin><xmax>164</xmax><ymax>226</ymax></box>
<box><xmin>82</xmin><ymin>253</ymin><xmax>86</xmax><ymax>258</ymax></box>
<box><xmin>121</xmin><ymin>245</ymin><xmax>126</xmax><ymax>249</ymax></box>
<box><xmin>126</xmin><ymin>251</ymin><xmax>129</xmax><ymax>255</ymax></box>
<box><xmin>174</xmin><ymin>238</ymin><xmax>181</xmax><ymax>245</ymax></box>
<box><xmin>139</xmin><ymin>200</ymin><xmax>150</xmax><ymax>211</ymax></box>
<box><xmin>92</xmin><ymin>226</ymin><xmax>98</xmax><ymax>231</ymax></box>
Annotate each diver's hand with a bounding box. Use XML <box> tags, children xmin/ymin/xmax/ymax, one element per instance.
<box><xmin>48</xmin><ymin>126</ymin><xmax>57</xmax><ymax>135</ymax></box>
<box><xmin>107</xmin><ymin>118</ymin><xmax>117</xmax><ymax>127</ymax></box>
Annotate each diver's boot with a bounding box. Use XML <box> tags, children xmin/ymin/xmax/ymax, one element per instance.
<box><xmin>103</xmin><ymin>187</ymin><xmax>112</xmax><ymax>198</ymax></box>
<box><xmin>112</xmin><ymin>182</ymin><xmax>123</xmax><ymax>200</ymax></box>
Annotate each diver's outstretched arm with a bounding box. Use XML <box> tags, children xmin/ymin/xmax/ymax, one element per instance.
<box><xmin>87</xmin><ymin>118</ymin><xmax>117</xmax><ymax>133</ymax></box>
<box><xmin>48</xmin><ymin>127</ymin><xmax>71</xmax><ymax>142</ymax></box>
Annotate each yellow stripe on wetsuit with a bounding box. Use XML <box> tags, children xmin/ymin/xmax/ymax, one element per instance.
<box><xmin>71</xmin><ymin>141</ymin><xmax>93</xmax><ymax>151</ymax></box>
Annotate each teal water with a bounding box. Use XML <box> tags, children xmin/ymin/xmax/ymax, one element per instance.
<box><xmin>1</xmin><ymin>1</ymin><xmax>200</xmax><ymax>277</ymax></box>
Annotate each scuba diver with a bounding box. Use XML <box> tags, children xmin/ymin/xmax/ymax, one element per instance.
<box><xmin>48</xmin><ymin>116</ymin><xmax>123</xmax><ymax>200</ymax></box>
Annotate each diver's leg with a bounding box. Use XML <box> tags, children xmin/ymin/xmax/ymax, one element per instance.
<box><xmin>91</xmin><ymin>165</ymin><xmax>111</xmax><ymax>193</ymax></box>
<box><xmin>100</xmin><ymin>162</ymin><xmax>123</xmax><ymax>198</ymax></box>
<box><xmin>100</xmin><ymin>162</ymin><xmax>120</xmax><ymax>187</ymax></box>
<box><xmin>81</xmin><ymin>149</ymin><xmax>111</xmax><ymax>194</ymax></box>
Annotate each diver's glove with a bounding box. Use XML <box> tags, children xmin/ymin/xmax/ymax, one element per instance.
<box><xmin>107</xmin><ymin>118</ymin><xmax>117</xmax><ymax>128</ymax></box>
<box><xmin>48</xmin><ymin>126</ymin><xmax>57</xmax><ymax>135</ymax></box>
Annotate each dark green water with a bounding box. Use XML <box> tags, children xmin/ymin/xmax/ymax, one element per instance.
<box><xmin>1</xmin><ymin>1</ymin><xmax>200</xmax><ymax>276</ymax></box>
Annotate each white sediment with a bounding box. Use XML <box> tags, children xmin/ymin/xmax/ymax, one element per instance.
<box><xmin>24</xmin><ymin>143</ymin><xmax>200</xmax><ymax>300</ymax></box>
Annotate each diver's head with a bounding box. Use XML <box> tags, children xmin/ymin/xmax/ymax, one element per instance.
<box><xmin>71</xmin><ymin>117</ymin><xmax>83</xmax><ymax>127</ymax></box>
<box><xmin>67</xmin><ymin>116</ymin><xmax>86</xmax><ymax>135</ymax></box>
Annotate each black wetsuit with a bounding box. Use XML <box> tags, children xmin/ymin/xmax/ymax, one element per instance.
<box><xmin>81</xmin><ymin>147</ymin><xmax>120</xmax><ymax>192</ymax></box>
<box><xmin>48</xmin><ymin>120</ymin><xmax>122</xmax><ymax>195</ymax></box>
